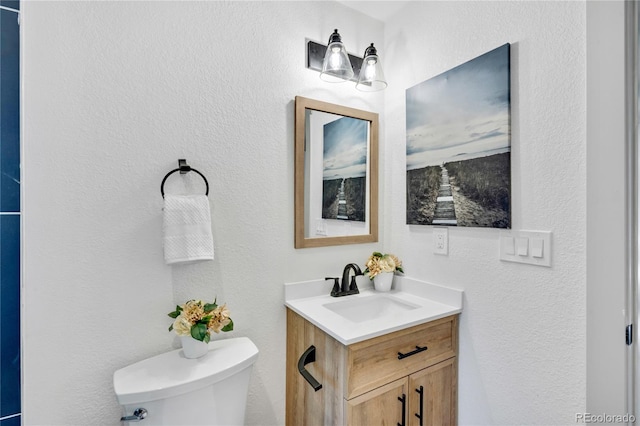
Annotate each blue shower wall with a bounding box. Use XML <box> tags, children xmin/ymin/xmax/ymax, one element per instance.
<box><xmin>0</xmin><ymin>2</ymin><xmax>19</xmax><ymax>10</ymax></box>
<box><xmin>0</xmin><ymin>415</ymin><xmax>19</xmax><ymax>426</ymax></box>
<box><xmin>0</xmin><ymin>3</ymin><xmax>20</xmax><ymax>424</ymax></box>
<box><xmin>0</xmin><ymin>7</ymin><xmax>19</xmax><ymax>213</ymax></box>
<box><xmin>0</xmin><ymin>216</ymin><xmax>19</xmax><ymax>420</ymax></box>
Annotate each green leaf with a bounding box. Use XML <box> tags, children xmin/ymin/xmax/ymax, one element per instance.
<box><xmin>204</xmin><ymin>303</ymin><xmax>217</xmax><ymax>313</ymax></box>
<box><xmin>167</xmin><ymin>305</ymin><xmax>182</xmax><ymax>318</ymax></box>
<box><xmin>396</xmin><ymin>266</ymin><xmax>404</xmax><ymax>273</ymax></box>
<box><xmin>190</xmin><ymin>323</ymin><xmax>209</xmax><ymax>342</ymax></box>
<box><xmin>198</xmin><ymin>316</ymin><xmax>212</xmax><ymax>324</ymax></box>
<box><xmin>372</xmin><ymin>251</ymin><xmax>383</xmax><ymax>258</ymax></box>
<box><xmin>222</xmin><ymin>319</ymin><xmax>234</xmax><ymax>332</ymax></box>
<box><xmin>203</xmin><ymin>334</ymin><xmax>211</xmax><ymax>344</ymax></box>
<box><xmin>168</xmin><ymin>324</ymin><xmax>174</xmax><ymax>332</ymax></box>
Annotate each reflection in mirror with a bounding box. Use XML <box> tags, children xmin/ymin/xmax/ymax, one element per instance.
<box><xmin>295</xmin><ymin>96</ymin><xmax>378</xmax><ymax>248</ymax></box>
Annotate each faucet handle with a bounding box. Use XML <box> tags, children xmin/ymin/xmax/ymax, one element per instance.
<box><xmin>326</xmin><ymin>277</ymin><xmax>341</xmax><ymax>297</ymax></box>
<box><xmin>349</xmin><ymin>276</ymin><xmax>360</xmax><ymax>293</ymax></box>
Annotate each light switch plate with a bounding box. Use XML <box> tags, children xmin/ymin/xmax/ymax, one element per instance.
<box><xmin>531</xmin><ymin>238</ymin><xmax>544</xmax><ymax>258</ymax></box>
<box><xmin>516</xmin><ymin>237</ymin><xmax>529</xmax><ymax>256</ymax></box>
<box><xmin>433</xmin><ymin>227</ymin><xmax>448</xmax><ymax>255</ymax></box>
<box><xmin>500</xmin><ymin>230</ymin><xmax>551</xmax><ymax>267</ymax></box>
<box><xmin>501</xmin><ymin>236</ymin><xmax>515</xmax><ymax>255</ymax></box>
<box><xmin>315</xmin><ymin>219</ymin><xmax>327</xmax><ymax>236</ymax></box>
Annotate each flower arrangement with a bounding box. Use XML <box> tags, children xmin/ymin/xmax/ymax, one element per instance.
<box><xmin>168</xmin><ymin>299</ymin><xmax>233</xmax><ymax>343</ymax></box>
<box><xmin>364</xmin><ymin>252</ymin><xmax>404</xmax><ymax>279</ymax></box>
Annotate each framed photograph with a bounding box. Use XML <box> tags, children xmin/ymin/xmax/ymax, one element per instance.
<box><xmin>406</xmin><ymin>43</ymin><xmax>511</xmax><ymax>228</ymax></box>
<box><xmin>294</xmin><ymin>96</ymin><xmax>379</xmax><ymax>248</ymax></box>
<box><xmin>321</xmin><ymin>116</ymin><xmax>368</xmax><ymax>222</ymax></box>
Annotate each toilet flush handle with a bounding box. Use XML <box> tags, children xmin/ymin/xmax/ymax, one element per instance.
<box><xmin>120</xmin><ymin>408</ymin><xmax>148</xmax><ymax>422</ymax></box>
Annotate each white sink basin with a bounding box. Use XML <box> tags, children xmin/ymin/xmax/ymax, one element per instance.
<box><xmin>323</xmin><ymin>295</ymin><xmax>420</xmax><ymax>323</ymax></box>
<box><xmin>284</xmin><ymin>276</ymin><xmax>463</xmax><ymax>344</ymax></box>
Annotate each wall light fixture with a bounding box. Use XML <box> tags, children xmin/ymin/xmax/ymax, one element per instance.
<box><xmin>306</xmin><ymin>29</ymin><xmax>387</xmax><ymax>92</ymax></box>
<box><xmin>356</xmin><ymin>43</ymin><xmax>387</xmax><ymax>92</ymax></box>
<box><xmin>320</xmin><ymin>29</ymin><xmax>354</xmax><ymax>82</ymax></box>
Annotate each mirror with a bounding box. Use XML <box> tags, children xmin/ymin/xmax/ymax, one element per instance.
<box><xmin>294</xmin><ymin>96</ymin><xmax>378</xmax><ymax>248</ymax></box>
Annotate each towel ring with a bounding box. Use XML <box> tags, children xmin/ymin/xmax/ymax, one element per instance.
<box><xmin>160</xmin><ymin>160</ymin><xmax>209</xmax><ymax>198</ymax></box>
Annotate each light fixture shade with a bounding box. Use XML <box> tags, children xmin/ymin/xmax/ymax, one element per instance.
<box><xmin>356</xmin><ymin>43</ymin><xmax>387</xmax><ymax>92</ymax></box>
<box><xmin>320</xmin><ymin>29</ymin><xmax>354</xmax><ymax>83</ymax></box>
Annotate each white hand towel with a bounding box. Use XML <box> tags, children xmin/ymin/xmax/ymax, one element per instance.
<box><xmin>163</xmin><ymin>195</ymin><xmax>214</xmax><ymax>265</ymax></box>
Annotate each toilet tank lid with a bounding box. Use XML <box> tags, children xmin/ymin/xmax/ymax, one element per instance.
<box><xmin>113</xmin><ymin>336</ymin><xmax>259</xmax><ymax>405</ymax></box>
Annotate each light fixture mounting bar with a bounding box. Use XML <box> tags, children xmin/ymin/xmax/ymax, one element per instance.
<box><xmin>306</xmin><ymin>40</ymin><xmax>363</xmax><ymax>83</ymax></box>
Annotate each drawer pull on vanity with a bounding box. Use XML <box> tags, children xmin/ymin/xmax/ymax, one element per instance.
<box><xmin>415</xmin><ymin>385</ymin><xmax>424</xmax><ymax>426</ymax></box>
<box><xmin>397</xmin><ymin>394</ymin><xmax>406</xmax><ymax>426</ymax></box>
<box><xmin>298</xmin><ymin>345</ymin><xmax>323</xmax><ymax>392</ymax></box>
<box><xmin>397</xmin><ymin>345</ymin><xmax>428</xmax><ymax>360</ymax></box>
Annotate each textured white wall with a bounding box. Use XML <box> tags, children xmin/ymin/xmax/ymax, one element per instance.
<box><xmin>586</xmin><ymin>0</ymin><xmax>628</xmax><ymax>415</ymax></box>
<box><xmin>21</xmin><ymin>2</ymin><xmax>384</xmax><ymax>425</ymax></box>
<box><xmin>383</xmin><ymin>2</ymin><xmax>587</xmax><ymax>424</ymax></box>
<box><xmin>20</xmin><ymin>0</ymin><xmax>603</xmax><ymax>424</ymax></box>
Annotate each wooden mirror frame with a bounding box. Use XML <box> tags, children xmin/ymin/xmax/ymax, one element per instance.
<box><xmin>294</xmin><ymin>96</ymin><xmax>379</xmax><ymax>248</ymax></box>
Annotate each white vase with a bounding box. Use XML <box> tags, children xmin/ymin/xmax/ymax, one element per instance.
<box><xmin>180</xmin><ymin>335</ymin><xmax>209</xmax><ymax>359</ymax></box>
<box><xmin>373</xmin><ymin>271</ymin><xmax>394</xmax><ymax>292</ymax></box>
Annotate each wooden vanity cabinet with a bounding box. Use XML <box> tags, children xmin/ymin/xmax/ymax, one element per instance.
<box><xmin>286</xmin><ymin>309</ymin><xmax>458</xmax><ymax>426</ymax></box>
<box><xmin>346</xmin><ymin>378</ymin><xmax>406</xmax><ymax>425</ymax></box>
<box><xmin>408</xmin><ymin>357</ymin><xmax>457</xmax><ymax>425</ymax></box>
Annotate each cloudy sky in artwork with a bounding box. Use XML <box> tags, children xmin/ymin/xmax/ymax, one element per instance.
<box><xmin>323</xmin><ymin>116</ymin><xmax>368</xmax><ymax>179</ymax></box>
<box><xmin>406</xmin><ymin>44</ymin><xmax>510</xmax><ymax>170</ymax></box>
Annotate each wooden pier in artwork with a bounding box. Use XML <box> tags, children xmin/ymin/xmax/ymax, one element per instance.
<box><xmin>337</xmin><ymin>179</ymin><xmax>348</xmax><ymax>220</ymax></box>
<box><xmin>432</xmin><ymin>166</ymin><xmax>457</xmax><ymax>225</ymax></box>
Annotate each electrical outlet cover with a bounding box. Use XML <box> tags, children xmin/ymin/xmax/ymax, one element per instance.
<box><xmin>434</xmin><ymin>228</ymin><xmax>448</xmax><ymax>255</ymax></box>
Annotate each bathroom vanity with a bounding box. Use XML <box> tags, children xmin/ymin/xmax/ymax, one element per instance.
<box><xmin>284</xmin><ymin>277</ymin><xmax>462</xmax><ymax>425</ymax></box>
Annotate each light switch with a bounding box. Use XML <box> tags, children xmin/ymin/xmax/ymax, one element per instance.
<box><xmin>501</xmin><ymin>236</ymin><xmax>515</xmax><ymax>255</ymax></box>
<box><xmin>315</xmin><ymin>219</ymin><xmax>327</xmax><ymax>236</ymax></box>
<box><xmin>531</xmin><ymin>238</ymin><xmax>544</xmax><ymax>258</ymax></box>
<box><xmin>499</xmin><ymin>230</ymin><xmax>551</xmax><ymax>267</ymax></box>
<box><xmin>516</xmin><ymin>237</ymin><xmax>528</xmax><ymax>256</ymax></box>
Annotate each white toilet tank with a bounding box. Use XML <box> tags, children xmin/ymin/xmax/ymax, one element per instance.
<box><xmin>113</xmin><ymin>337</ymin><xmax>258</xmax><ymax>426</ymax></box>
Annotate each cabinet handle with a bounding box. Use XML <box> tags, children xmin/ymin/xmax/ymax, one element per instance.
<box><xmin>397</xmin><ymin>393</ymin><xmax>406</xmax><ymax>426</ymax></box>
<box><xmin>397</xmin><ymin>345</ymin><xmax>428</xmax><ymax>360</ymax></box>
<box><xmin>297</xmin><ymin>345</ymin><xmax>322</xmax><ymax>392</ymax></box>
<box><xmin>415</xmin><ymin>385</ymin><xmax>424</xmax><ymax>426</ymax></box>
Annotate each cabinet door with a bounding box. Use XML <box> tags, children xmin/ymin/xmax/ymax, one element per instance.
<box><xmin>286</xmin><ymin>309</ymin><xmax>346</xmax><ymax>426</ymax></box>
<box><xmin>408</xmin><ymin>358</ymin><xmax>457</xmax><ymax>426</ymax></box>
<box><xmin>346</xmin><ymin>378</ymin><xmax>407</xmax><ymax>426</ymax></box>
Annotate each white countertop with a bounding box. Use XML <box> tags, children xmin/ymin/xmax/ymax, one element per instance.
<box><xmin>284</xmin><ymin>276</ymin><xmax>463</xmax><ymax>345</ymax></box>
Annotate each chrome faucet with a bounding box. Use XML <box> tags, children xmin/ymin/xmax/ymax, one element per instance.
<box><xmin>327</xmin><ymin>263</ymin><xmax>362</xmax><ymax>297</ymax></box>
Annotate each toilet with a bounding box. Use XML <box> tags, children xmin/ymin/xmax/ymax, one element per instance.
<box><xmin>113</xmin><ymin>337</ymin><xmax>259</xmax><ymax>425</ymax></box>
